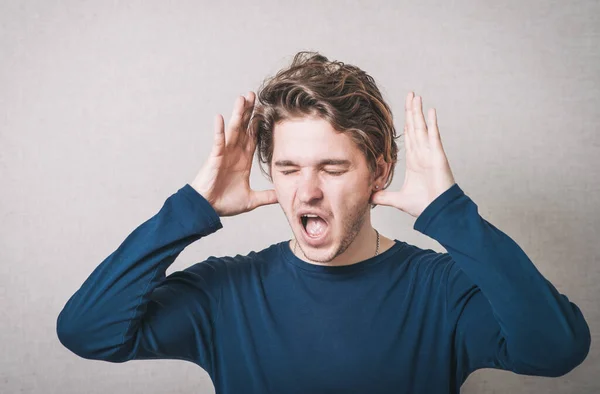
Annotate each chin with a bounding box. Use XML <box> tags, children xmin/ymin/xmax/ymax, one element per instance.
<box><xmin>302</xmin><ymin>249</ymin><xmax>337</xmax><ymax>264</ymax></box>
<box><xmin>296</xmin><ymin>236</ymin><xmax>340</xmax><ymax>262</ymax></box>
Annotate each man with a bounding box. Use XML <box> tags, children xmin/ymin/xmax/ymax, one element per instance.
<box><xmin>57</xmin><ymin>51</ymin><xmax>590</xmax><ymax>394</ymax></box>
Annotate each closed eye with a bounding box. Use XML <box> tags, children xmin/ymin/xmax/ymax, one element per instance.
<box><xmin>281</xmin><ymin>170</ymin><xmax>345</xmax><ymax>176</ymax></box>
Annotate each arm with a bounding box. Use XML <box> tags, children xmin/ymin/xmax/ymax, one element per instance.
<box><xmin>56</xmin><ymin>184</ymin><xmax>224</xmax><ymax>372</ymax></box>
<box><xmin>414</xmin><ymin>184</ymin><xmax>591</xmax><ymax>379</ymax></box>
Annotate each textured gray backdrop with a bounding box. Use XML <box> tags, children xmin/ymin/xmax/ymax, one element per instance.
<box><xmin>1</xmin><ymin>0</ymin><xmax>598</xmax><ymax>393</ymax></box>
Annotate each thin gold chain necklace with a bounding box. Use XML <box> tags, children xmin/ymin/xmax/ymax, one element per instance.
<box><xmin>293</xmin><ymin>229</ymin><xmax>380</xmax><ymax>257</ymax></box>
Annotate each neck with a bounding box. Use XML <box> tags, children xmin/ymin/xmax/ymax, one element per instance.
<box><xmin>292</xmin><ymin>226</ymin><xmax>381</xmax><ymax>267</ymax></box>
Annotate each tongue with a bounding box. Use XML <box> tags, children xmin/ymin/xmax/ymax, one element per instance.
<box><xmin>306</xmin><ymin>217</ymin><xmax>327</xmax><ymax>237</ymax></box>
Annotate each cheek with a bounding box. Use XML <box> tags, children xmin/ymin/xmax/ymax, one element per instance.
<box><xmin>336</xmin><ymin>188</ymin><xmax>371</xmax><ymax>217</ymax></box>
<box><xmin>274</xmin><ymin>187</ymin><xmax>293</xmax><ymax>215</ymax></box>
<box><xmin>330</xmin><ymin>189</ymin><xmax>359</xmax><ymax>217</ymax></box>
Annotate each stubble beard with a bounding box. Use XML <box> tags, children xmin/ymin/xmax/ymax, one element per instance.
<box><xmin>297</xmin><ymin>201</ymin><xmax>370</xmax><ymax>264</ymax></box>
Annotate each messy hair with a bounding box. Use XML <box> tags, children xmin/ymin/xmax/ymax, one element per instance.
<box><xmin>249</xmin><ymin>51</ymin><xmax>400</xmax><ymax>203</ymax></box>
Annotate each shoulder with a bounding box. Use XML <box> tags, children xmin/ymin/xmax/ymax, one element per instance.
<box><xmin>399</xmin><ymin>242</ymin><xmax>455</xmax><ymax>276</ymax></box>
<box><xmin>393</xmin><ymin>242</ymin><xmax>475</xmax><ymax>301</ymax></box>
<box><xmin>183</xmin><ymin>241</ymin><xmax>282</xmax><ymax>278</ymax></box>
<box><xmin>400</xmin><ymin>244</ymin><xmax>479</xmax><ymax>306</ymax></box>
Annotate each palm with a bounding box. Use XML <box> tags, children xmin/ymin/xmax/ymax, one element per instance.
<box><xmin>210</xmin><ymin>145</ymin><xmax>255</xmax><ymax>213</ymax></box>
<box><xmin>371</xmin><ymin>92</ymin><xmax>456</xmax><ymax>218</ymax></box>
<box><xmin>192</xmin><ymin>92</ymin><xmax>277</xmax><ymax>216</ymax></box>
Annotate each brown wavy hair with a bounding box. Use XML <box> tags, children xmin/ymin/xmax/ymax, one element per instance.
<box><xmin>249</xmin><ymin>51</ymin><xmax>400</xmax><ymax>207</ymax></box>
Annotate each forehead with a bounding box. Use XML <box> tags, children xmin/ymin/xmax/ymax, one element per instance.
<box><xmin>272</xmin><ymin>117</ymin><xmax>361</xmax><ymax>163</ymax></box>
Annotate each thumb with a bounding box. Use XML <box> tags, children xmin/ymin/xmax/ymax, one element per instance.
<box><xmin>370</xmin><ymin>189</ymin><xmax>401</xmax><ymax>208</ymax></box>
<box><xmin>249</xmin><ymin>189</ymin><xmax>279</xmax><ymax>211</ymax></box>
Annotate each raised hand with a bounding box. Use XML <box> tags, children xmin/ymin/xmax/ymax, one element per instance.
<box><xmin>369</xmin><ymin>92</ymin><xmax>456</xmax><ymax>218</ymax></box>
<box><xmin>191</xmin><ymin>91</ymin><xmax>278</xmax><ymax>217</ymax></box>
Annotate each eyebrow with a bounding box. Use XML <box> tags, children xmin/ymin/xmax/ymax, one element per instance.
<box><xmin>273</xmin><ymin>159</ymin><xmax>352</xmax><ymax>167</ymax></box>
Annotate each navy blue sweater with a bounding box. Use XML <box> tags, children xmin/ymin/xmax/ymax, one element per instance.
<box><xmin>57</xmin><ymin>183</ymin><xmax>590</xmax><ymax>393</ymax></box>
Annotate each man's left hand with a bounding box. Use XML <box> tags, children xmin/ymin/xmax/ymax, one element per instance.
<box><xmin>370</xmin><ymin>92</ymin><xmax>456</xmax><ymax>218</ymax></box>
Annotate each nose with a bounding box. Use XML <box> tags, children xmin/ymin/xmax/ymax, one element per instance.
<box><xmin>297</xmin><ymin>173</ymin><xmax>324</xmax><ymax>204</ymax></box>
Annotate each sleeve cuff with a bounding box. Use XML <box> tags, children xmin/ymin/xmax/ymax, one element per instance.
<box><xmin>175</xmin><ymin>183</ymin><xmax>223</xmax><ymax>232</ymax></box>
<box><xmin>413</xmin><ymin>183</ymin><xmax>465</xmax><ymax>233</ymax></box>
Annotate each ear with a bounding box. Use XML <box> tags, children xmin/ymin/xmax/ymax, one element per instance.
<box><xmin>372</xmin><ymin>154</ymin><xmax>392</xmax><ymax>189</ymax></box>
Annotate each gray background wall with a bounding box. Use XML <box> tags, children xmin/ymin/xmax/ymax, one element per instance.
<box><xmin>1</xmin><ymin>0</ymin><xmax>598</xmax><ymax>393</ymax></box>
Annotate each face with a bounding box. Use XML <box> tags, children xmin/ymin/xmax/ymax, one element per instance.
<box><xmin>271</xmin><ymin>116</ymin><xmax>376</xmax><ymax>264</ymax></box>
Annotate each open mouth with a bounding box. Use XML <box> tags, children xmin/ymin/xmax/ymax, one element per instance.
<box><xmin>299</xmin><ymin>214</ymin><xmax>329</xmax><ymax>242</ymax></box>
<box><xmin>301</xmin><ymin>215</ymin><xmax>309</xmax><ymax>229</ymax></box>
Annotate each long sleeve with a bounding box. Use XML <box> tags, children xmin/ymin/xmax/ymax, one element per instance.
<box><xmin>413</xmin><ymin>184</ymin><xmax>591</xmax><ymax>379</ymax></box>
<box><xmin>56</xmin><ymin>184</ymin><xmax>224</xmax><ymax>371</ymax></box>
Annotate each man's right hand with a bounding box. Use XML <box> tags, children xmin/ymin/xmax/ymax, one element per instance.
<box><xmin>191</xmin><ymin>91</ymin><xmax>278</xmax><ymax>217</ymax></box>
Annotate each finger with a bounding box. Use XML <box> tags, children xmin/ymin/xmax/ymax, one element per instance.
<box><xmin>405</xmin><ymin>92</ymin><xmax>416</xmax><ymax>148</ymax></box>
<box><xmin>240</xmin><ymin>91</ymin><xmax>256</xmax><ymax>129</ymax></box>
<box><xmin>211</xmin><ymin>114</ymin><xmax>226</xmax><ymax>157</ymax></box>
<box><xmin>229</xmin><ymin>95</ymin><xmax>246</xmax><ymax>126</ymax></box>
<box><xmin>369</xmin><ymin>190</ymin><xmax>400</xmax><ymax>209</ymax></box>
<box><xmin>226</xmin><ymin>95</ymin><xmax>246</xmax><ymax>145</ymax></box>
<box><xmin>427</xmin><ymin>108</ymin><xmax>442</xmax><ymax>147</ymax></box>
<box><xmin>403</xmin><ymin>124</ymin><xmax>412</xmax><ymax>153</ymax></box>
<box><xmin>412</xmin><ymin>95</ymin><xmax>428</xmax><ymax>147</ymax></box>
<box><xmin>403</xmin><ymin>92</ymin><xmax>413</xmax><ymax>153</ymax></box>
<box><xmin>249</xmin><ymin>189</ymin><xmax>278</xmax><ymax>211</ymax></box>
<box><xmin>243</xmin><ymin>92</ymin><xmax>259</xmax><ymax>154</ymax></box>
